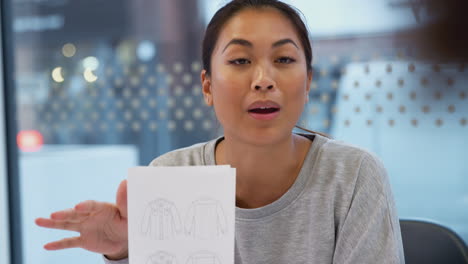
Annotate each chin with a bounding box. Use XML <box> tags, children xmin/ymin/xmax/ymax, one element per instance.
<box><xmin>232</xmin><ymin>127</ymin><xmax>293</xmax><ymax>146</ymax></box>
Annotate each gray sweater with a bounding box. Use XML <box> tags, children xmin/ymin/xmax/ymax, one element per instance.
<box><xmin>105</xmin><ymin>134</ymin><xmax>404</xmax><ymax>264</ymax></box>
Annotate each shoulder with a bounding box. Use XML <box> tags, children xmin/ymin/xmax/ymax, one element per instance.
<box><xmin>148</xmin><ymin>138</ymin><xmax>220</xmax><ymax>166</ymax></box>
<box><xmin>316</xmin><ymin>137</ymin><xmax>388</xmax><ymax>191</ymax></box>
<box><xmin>320</xmin><ymin>137</ymin><xmax>380</xmax><ymax>165</ymax></box>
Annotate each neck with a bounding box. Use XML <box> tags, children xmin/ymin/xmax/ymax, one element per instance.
<box><xmin>216</xmin><ymin>133</ymin><xmax>311</xmax><ymax>209</ymax></box>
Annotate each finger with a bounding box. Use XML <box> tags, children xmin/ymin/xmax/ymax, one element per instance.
<box><xmin>44</xmin><ymin>236</ymin><xmax>82</xmax><ymax>250</ymax></box>
<box><xmin>74</xmin><ymin>200</ymin><xmax>107</xmax><ymax>213</ymax></box>
<box><xmin>116</xmin><ymin>179</ymin><xmax>127</xmax><ymax>218</ymax></box>
<box><xmin>35</xmin><ymin>218</ymin><xmax>81</xmax><ymax>232</ymax></box>
<box><xmin>50</xmin><ymin>208</ymin><xmax>89</xmax><ymax>221</ymax></box>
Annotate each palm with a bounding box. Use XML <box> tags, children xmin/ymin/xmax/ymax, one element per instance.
<box><xmin>76</xmin><ymin>202</ymin><xmax>127</xmax><ymax>255</ymax></box>
<box><xmin>35</xmin><ymin>180</ymin><xmax>129</xmax><ymax>259</ymax></box>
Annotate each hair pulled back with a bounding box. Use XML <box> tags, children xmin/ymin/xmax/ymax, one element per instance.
<box><xmin>202</xmin><ymin>0</ymin><xmax>313</xmax><ymax>75</ymax></box>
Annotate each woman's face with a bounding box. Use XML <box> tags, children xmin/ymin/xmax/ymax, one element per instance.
<box><xmin>202</xmin><ymin>7</ymin><xmax>312</xmax><ymax>145</ymax></box>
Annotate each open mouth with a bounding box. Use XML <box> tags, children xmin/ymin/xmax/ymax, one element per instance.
<box><xmin>247</xmin><ymin>101</ymin><xmax>281</xmax><ymax>120</ymax></box>
<box><xmin>248</xmin><ymin>107</ymin><xmax>280</xmax><ymax>114</ymax></box>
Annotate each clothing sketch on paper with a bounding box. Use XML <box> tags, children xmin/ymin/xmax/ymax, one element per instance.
<box><xmin>141</xmin><ymin>198</ymin><xmax>182</xmax><ymax>240</ymax></box>
<box><xmin>146</xmin><ymin>251</ymin><xmax>178</xmax><ymax>264</ymax></box>
<box><xmin>185</xmin><ymin>198</ymin><xmax>227</xmax><ymax>240</ymax></box>
<box><xmin>185</xmin><ymin>251</ymin><xmax>222</xmax><ymax>264</ymax></box>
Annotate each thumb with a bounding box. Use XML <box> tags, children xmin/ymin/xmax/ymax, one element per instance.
<box><xmin>116</xmin><ymin>179</ymin><xmax>128</xmax><ymax>219</ymax></box>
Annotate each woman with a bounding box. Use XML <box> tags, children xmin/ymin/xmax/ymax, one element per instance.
<box><xmin>36</xmin><ymin>0</ymin><xmax>405</xmax><ymax>263</ymax></box>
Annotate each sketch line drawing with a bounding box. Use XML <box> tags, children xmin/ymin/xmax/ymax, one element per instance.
<box><xmin>186</xmin><ymin>250</ymin><xmax>222</xmax><ymax>264</ymax></box>
<box><xmin>185</xmin><ymin>197</ymin><xmax>228</xmax><ymax>240</ymax></box>
<box><xmin>141</xmin><ymin>198</ymin><xmax>182</xmax><ymax>240</ymax></box>
<box><xmin>146</xmin><ymin>251</ymin><xmax>178</xmax><ymax>264</ymax></box>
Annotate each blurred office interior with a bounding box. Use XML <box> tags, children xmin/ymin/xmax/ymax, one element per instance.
<box><xmin>0</xmin><ymin>0</ymin><xmax>467</xmax><ymax>263</ymax></box>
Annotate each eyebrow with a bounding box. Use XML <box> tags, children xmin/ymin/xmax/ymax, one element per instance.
<box><xmin>222</xmin><ymin>38</ymin><xmax>299</xmax><ymax>53</ymax></box>
<box><xmin>272</xmin><ymin>39</ymin><xmax>299</xmax><ymax>49</ymax></box>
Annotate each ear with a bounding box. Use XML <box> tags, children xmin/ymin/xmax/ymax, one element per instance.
<box><xmin>201</xmin><ymin>70</ymin><xmax>213</xmax><ymax>106</ymax></box>
<box><xmin>305</xmin><ymin>70</ymin><xmax>313</xmax><ymax>103</ymax></box>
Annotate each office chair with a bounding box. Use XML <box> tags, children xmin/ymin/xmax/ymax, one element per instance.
<box><xmin>400</xmin><ymin>219</ymin><xmax>468</xmax><ymax>264</ymax></box>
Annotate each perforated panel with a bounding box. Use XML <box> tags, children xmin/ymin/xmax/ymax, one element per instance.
<box><xmin>331</xmin><ymin>61</ymin><xmax>468</xmax><ymax>241</ymax></box>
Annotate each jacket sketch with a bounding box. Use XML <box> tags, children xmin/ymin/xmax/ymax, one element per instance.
<box><xmin>186</xmin><ymin>251</ymin><xmax>222</xmax><ymax>264</ymax></box>
<box><xmin>141</xmin><ymin>199</ymin><xmax>182</xmax><ymax>240</ymax></box>
<box><xmin>146</xmin><ymin>251</ymin><xmax>177</xmax><ymax>264</ymax></box>
<box><xmin>185</xmin><ymin>198</ymin><xmax>227</xmax><ymax>240</ymax></box>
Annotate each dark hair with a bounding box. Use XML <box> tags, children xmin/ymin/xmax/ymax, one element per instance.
<box><xmin>202</xmin><ymin>0</ymin><xmax>313</xmax><ymax>75</ymax></box>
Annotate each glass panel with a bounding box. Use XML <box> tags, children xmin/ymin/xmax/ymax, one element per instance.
<box><xmin>294</xmin><ymin>1</ymin><xmax>468</xmax><ymax>244</ymax></box>
<box><xmin>330</xmin><ymin>61</ymin><xmax>468</xmax><ymax>242</ymax></box>
<box><xmin>12</xmin><ymin>0</ymin><xmax>216</xmax><ymax>263</ymax></box>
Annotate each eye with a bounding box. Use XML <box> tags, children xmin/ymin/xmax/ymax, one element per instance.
<box><xmin>276</xmin><ymin>57</ymin><xmax>296</xmax><ymax>64</ymax></box>
<box><xmin>228</xmin><ymin>58</ymin><xmax>251</xmax><ymax>65</ymax></box>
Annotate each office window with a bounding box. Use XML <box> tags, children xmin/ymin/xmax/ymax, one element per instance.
<box><xmin>11</xmin><ymin>0</ymin><xmax>217</xmax><ymax>263</ymax></box>
<box><xmin>4</xmin><ymin>0</ymin><xmax>467</xmax><ymax>263</ymax></box>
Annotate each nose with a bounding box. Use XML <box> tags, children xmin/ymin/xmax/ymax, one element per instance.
<box><xmin>251</xmin><ymin>65</ymin><xmax>275</xmax><ymax>91</ymax></box>
<box><xmin>254</xmin><ymin>84</ymin><xmax>274</xmax><ymax>91</ymax></box>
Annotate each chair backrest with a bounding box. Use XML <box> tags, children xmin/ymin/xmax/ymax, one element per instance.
<box><xmin>400</xmin><ymin>219</ymin><xmax>468</xmax><ymax>264</ymax></box>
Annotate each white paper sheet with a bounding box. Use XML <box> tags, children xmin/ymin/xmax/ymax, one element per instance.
<box><xmin>128</xmin><ymin>166</ymin><xmax>236</xmax><ymax>264</ymax></box>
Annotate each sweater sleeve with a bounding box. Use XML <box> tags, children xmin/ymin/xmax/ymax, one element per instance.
<box><xmin>332</xmin><ymin>153</ymin><xmax>405</xmax><ymax>264</ymax></box>
<box><xmin>103</xmin><ymin>255</ymin><xmax>129</xmax><ymax>264</ymax></box>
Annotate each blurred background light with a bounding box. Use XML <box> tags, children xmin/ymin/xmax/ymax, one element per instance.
<box><xmin>62</xmin><ymin>43</ymin><xmax>76</xmax><ymax>58</ymax></box>
<box><xmin>117</xmin><ymin>41</ymin><xmax>136</xmax><ymax>64</ymax></box>
<box><xmin>51</xmin><ymin>67</ymin><xmax>64</xmax><ymax>83</ymax></box>
<box><xmin>83</xmin><ymin>69</ymin><xmax>98</xmax><ymax>83</ymax></box>
<box><xmin>17</xmin><ymin>130</ymin><xmax>44</xmax><ymax>152</ymax></box>
<box><xmin>137</xmin><ymin>40</ymin><xmax>156</xmax><ymax>62</ymax></box>
<box><xmin>82</xmin><ymin>56</ymin><xmax>99</xmax><ymax>71</ymax></box>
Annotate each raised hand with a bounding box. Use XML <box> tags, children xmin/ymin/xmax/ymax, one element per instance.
<box><xmin>35</xmin><ymin>179</ymin><xmax>129</xmax><ymax>260</ymax></box>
